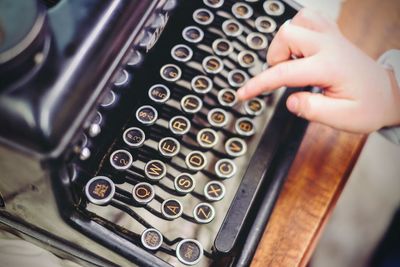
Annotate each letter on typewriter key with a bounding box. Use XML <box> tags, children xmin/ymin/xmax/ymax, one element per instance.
<box><xmin>208</xmin><ymin>108</ymin><xmax>229</xmax><ymax>128</ymax></box>
<box><xmin>217</xmin><ymin>88</ymin><xmax>237</xmax><ymax>107</ymax></box>
<box><xmin>204</xmin><ymin>181</ymin><xmax>225</xmax><ymax>201</ymax></box>
<box><xmin>158</xmin><ymin>137</ymin><xmax>180</xmax><ymax>157</ymax></box>
<box><xmin>176</xmin><ymin>239</ymin><xmax>204</xmax><ymax>266</ymax></box>
<box><xmin>228</xmin><ymin>69</ymin><xmax>249</xmax><ymax>87</ymax></box>
<box><xmin>123</xmin><ymin>127</ymin><xmax>145</xmax><ymax>148</ymax></box>
<box><xmin>148</xmin><ymin>84</ymin><xmax>171</xmax><ymax>103</ymax></box>
<box><xmin>255</xmin><ymin>16</ymin><xmax>277</xmax><ymax>33</ymax></box>
<box><xmin>169</xmin><ymin>116</ymin><xmax>191</xmax><ymax>136</ymax></box>
<box><xmin>263</xmin><ymin>0</ymin><xmax>285</xmax><ymax>16</ymax></box>
<box><xmin>171</xmin><ymin>44</ymin><xmax>193</xmax><ymax>62</ymax></box>
<box><xmin>244</xmin><ymin>98</ymin><xmax>265</xmax><ymax>116</ymax></box>
<box><xmin>202</xmin><ymin>56</ymin><xmax>224</xmax><ymax>74</ymax></box>
<box><xmin>232</xmin><ymin>2</ymin><xmax>253</xmax><ymax>19</ymax></box>
<box><xmin>238</xmin><ymin>50</ymin><xmax>257</xmax><ymax>68</ymax></box>
<box><xmin>161</xmin><ymin>199</ymin><xmax>183</xmax><ymax>219</ymax></box>
<box><xmin>145</xmin><ymin>160</ymin><xmax>167</xmax><ymax>181</ymax></box>
<box><xmin>85</xmin><ymin>176</ymin><xmax>115</xmax><ymax>205</ymax></box>
<box><xmin>215</xmin><ymin>158</ymin><xmax>237</xmax><ymax>179</ymax></box>
<box><xmin>235</xmin><ymin>118</ymin><xmax>256</xmax><ymax>137</ymax></box>
<box><xmin>141</xmin><ymin>228</ymin><xmax>163</xmax><ymax>251</ymax></box>
<box><xmin>246</xmin><ymin>32</ymin><xmax>269</xmax><ymax>50</ymax></box>
<box><xmin>182</xmin><ymin>26</ymin><xmax>204</xmax><ymax>43</ymax></box>
<box><xmin>197</xmin><ymin>128</ymin><xmax>218</xmax><ymax>148</ymax></box>
<box><xmin>110</xmin><ymin>150</ymin><xmax>133</xmax><ymax>170</ymax></box>
<box><xmin>174</xmin><ymin>173</ymin><xmax>196</xmax><ymax>194</ymax></box>
<box><xmin>160</xmin><ymin>64</ymin><xmax>182</xmax><ymax>82</ymax></box>
<box><xmin>132</xmin><ymin>182</ymin><xmax>155</xmax><ymax>204</ymax></box>
<box><xmin>185</xmin><ymin>151</ymin><xmax>207</xmax><ymax>171</ymax></box>
<box><xmin>193</xmin><ymin>203</ymin><xmax>215</xmax><ymax>223</ymax></box>
<box><xmin>181</xmin><ymin>95</ymin><xmax>203</xmax><ymax>114</ymax></box>
<box><xmin>225</xmin><ymin>137</ymin><xmax>247</xmax><ymax>157</ymax></box>
<box><xmin>136</xmin><ymin>105</ymin><xmax>158</xmax><ymax>125</ymax></box>
<box><xmin>212</xmin><ymin>39</ymin><xmax>234</xmax><ymax>57</ymax></box>
<box><xmin>222</xmin><ymin>19</ymin><xmax>243</xmax><ymax>37</ymax></box>
<box><xmin>193</xmin><ymin>8</ymin><xmax>214</xmax><ymax>25</ymax></box>
<box><xmin>191</xmin><ymin>75</ymin><xmax>213</xmax><ymax>94</ymax></box>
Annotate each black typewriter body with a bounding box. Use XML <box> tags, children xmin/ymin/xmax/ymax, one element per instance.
<box><xmin>0</xmin><ymin>0</ymin><xmax>308</xmax><ymax>266</ymax></box>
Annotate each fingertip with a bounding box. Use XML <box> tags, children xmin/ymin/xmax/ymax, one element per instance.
<box><xmin>286</xmin><ymin>95</ymin><xmax>299</xmax><ymax>114</ymax></box>
<box><xmin>236</xmin><ymin>86</ymin><xmax>248</xmax><ymax>101</ymax></box>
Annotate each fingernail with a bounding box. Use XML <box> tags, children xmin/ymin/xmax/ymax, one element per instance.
<box><xmin>287</xmin><ymin>96</ymin><xmax>298</xmax><ymax>113</ymax></box>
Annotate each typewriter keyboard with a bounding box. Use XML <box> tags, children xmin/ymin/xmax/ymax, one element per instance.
<box><xmin>76</xmin><ymin>0</ymin><xmax>300</xmax><ymax>266</ymax></box>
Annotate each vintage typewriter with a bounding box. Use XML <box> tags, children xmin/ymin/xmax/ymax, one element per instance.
<box><xmin>0</xmin><ymin>0</ymin><xmax>308</xmax><ymax>266</ymax></box>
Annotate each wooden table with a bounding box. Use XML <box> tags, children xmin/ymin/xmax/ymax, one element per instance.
<box><xmin>251</xmin><ymin>0</ymin><xmax>400</xmax><ymax>266</ymax></box>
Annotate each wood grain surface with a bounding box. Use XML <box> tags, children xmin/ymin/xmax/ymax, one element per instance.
<box><xmin>251</xmin><ymin>0</ymin><xmax>400</xmax><ymax>266</ymax></box>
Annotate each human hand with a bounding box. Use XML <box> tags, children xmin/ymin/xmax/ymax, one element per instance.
<box><xmin>237</xmin><ymin>9</ymin><xmax>400</xmax><ymax>133</ymax></box>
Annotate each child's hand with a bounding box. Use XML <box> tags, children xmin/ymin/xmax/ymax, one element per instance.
<box><xmin>237</xmin><ymin>9</ymin><xmax>400</xmax><ymax>133</ymax></box>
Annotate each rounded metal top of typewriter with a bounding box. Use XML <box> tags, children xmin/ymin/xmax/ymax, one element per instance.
<box><xmin>246</xmin><ymin>32</ymin><xmax>269</xmax><ymax>50</ymax></box>
<box><xmin>238</xmin><ymin>50</ymin><xmax>257</xmax><ymax>68</ymax></box>
<box><xmin>193</xmin><ymin>202</ymin><xmax>216</xmax><ymax>224</ymax></box>
<box><xmin>145</xmin><ymin>160</ymin><xmax>167</xmax><ymax>181</ymax></box>
<box><xmin>217</xmin><ymin>89</ymin><xmax>238</xmax><ymax>107</ymax></box>
<box><xmin>110</xmin><ymin>149</ymin><xmax>133</xmax><ymax>170</ymax></box>
<box><xmin>245</xmin><ymin>0</ymin><xmax>260</xmax><ymax>2</ymax></box>
<box><xmin>176</xmin><ymin>239</ymin><xmax>204</xmax><ymax>265</ymax></box>
<box><xmin>202</xmin><ymin>56</ymin><xmax>224</xmax><ymax>74</ymax></box>
<box><xmin>185</xmin><ymin>151</ymin><xmax>207</xmax><ymax>171</ymax></box>
<box><xmin>132</xmin><ymin>182</ymin><xmax>155</xmax><ymax>204</ymax></box>
<box><xmin>232</xmin><ymin>2</ymin><xmax>253</xmax><ymax>19</ymax></box>
<box><xmin>148</xmin><ymin>84</ymin><xmax>171</xmax><ymax>103</ymax></box>
<box><xmin>225</xmin><ymin>137</ymin><xmax>247</xmax><ymax>157</ymax></box>
<box><xmin>191</xmin><ymin>75</ymin><xmax>213</xmax><ymax>94</ymax></box>
<box><xmin>255</xmin><ymin>16</ymin><xmax>277</xmax><ymax>33</ymax></box>
<box><xmin>222</xmin><ymin>19</ymin><xmax>243</xmax><ymax>37</ymax></box>
<box><xmin>203</xmin><ymin>0</ymin><xmax>224</xmax><ymax>8</ymax></box>
<box><xmin>181</xmin><ymin>95</ymin><xmax>203</xmax><ymax>114</ymax></box>
<box><xmin>263</xmin><ymin>0</ymin><xmax>285</xmax><ymax>16</ymax></box>
<box><xmin>158</xmin><ymin>137</ymin><xmax>180</xmax><ymax>158</ymax></box>
<box><xmin>197</xmin><ymin>128</ymin><xmax>219</xmax><ymax>149</ymax></box>
<box><xmin>208</xmin><ymin>108</ymin><xmax>229</xmax><ymax>128</ymax></box>
<box><xmin>193</xmin><ymin>8</ymin><xmax>214</xmax><ymax>26</ymax></box>
<box><xmin>174</xmin><ymin>173</ymin><xmax>196</xmax><ymax>194</ymax></box>
<box><xmin>171</xmin><ymin>44</ymin><xmax>193</xmax><ymax>62</ymax></box>
<box><xmin>212</xmin><ymin>39</ymin><xmax>234</xmax><ymax>57</ymax></box>
<box><xmin>235</xmin><ymin>117</ymin><xmax>256</xmax><ymax>136</ymax></box>
<box><xmin>136</xmin><ymin>105</ymin><xmax>158</xmax><ymax>125</ymax></box>
<box><xmin>127</xmin><ymin>50</ymin><xmax>143</xmax><ymax>67</ymax></box>
<box><xmin>123</xmin><ymin>127</ymin><xmax>146</xmax><ymax>148</ymax></box>
<box><xmin>141</xmin><ymin>228</ymin><xmax>163</xmax><ymax>251</ymax></box>
<box><xmin>100</xmin><ymin>90</ymin><xmax>117</xmax><ymax>108</ymax></box>
<box><xmin>161</xmin><ymin>198</ymin><xmax>183</xmax><ymax>219</ymax></box>
<box><xmin>244</xmin><ymin>98</ymin><xmax>265</xmax><ymax>116</ymax></box>
<box><xmin>182</xmin><ymin>26</ymin><xmax>204</xmax><ymax>44</ymax></box>
<box><xmin>160</xmin><ymin>64</ymin><xmax>182</xmax><ymax>82</ymax></box>
<box><xmin>204</xmin><ymin>180</ymin><xmax>225</xmax><ymax>201</ymax></box>
<box><xmin>215</xmin><ymin>158</ymin><xmax>237</xmax><ymax>178</ymax></box>
<box><xmin>113</xmin><ymin>69</ymin><xmax>129</xmax><ymax>87</ymax></box>
<box><xmin>169</xmin><ymin>116</ymin><xmax>191</xmax><ymax>136</ymax></box>
<box><xmin>85</xmin><ymin>176</ymin><xmax>115</xmax><ymax>206</ymax></box>
<box><xmin>227</xmin><ymin>69</ymin><xmax>249</xmax><ymax>87</ymax></box>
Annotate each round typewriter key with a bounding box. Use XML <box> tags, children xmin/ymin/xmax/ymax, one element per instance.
<box><xmin>141</xmin><ymin>228</ymin><xmax>163</xmax><ymax>251</ymax></box>
<box><xmin>232</xmin><ymin>2</ymin><xmax>253</xmax><ymax>19</ymax></box>
<box><xmin>88</xmin><ymin>123</ymin><xmax>101</xmax><ymax>138</ymax></box>
<box><xmin>80</xmin><ymin>147</ymin><xmax>91</xmax><ymax>161</ymax></box>
<box><xmin>136</xmin><ymin>105</ymin><xmax>158</xmax><ymax>125</ymax></box>
<box><xmin>127</xmin><ymin>50</ymin><xmax>143</xmax><ymax>67</ymax></box>
<box><xmin>197</xmin><ymin>128</ymin><xmax>218</xmax><ymax>148</ymax></box>
<box><xmin>217</xmin><ymin>88</ymin><xmax>237</xmax><ymax>107</ymax></box>
<box><xmin>193</xmin><ymin>203</ymin><xmax>216</xmax><ymax>223</ymax></box>
<box><xmin>185</xmin><ymin>151</ymin><xmax>207</xmax><ymax>171</ymax></box>
<box><xmin>193</xmin><ymin>8</ymin><xmax>214</xmax><ymax>25</ymax></box>
<box><xmin>222</xmin><ymin>19</ymin><xmax>243</xmax><ymax>37</ymax></box>
<box><xmin>246</xmin><ymin>32</ymin><xmax>268</xmax><ymax>50</ymax></box>
<box><xmin>212</xmin><ymin>39</ymin><xmax>234</xmax><ymax>57</ymax></box>
<box><xmin>202</xmin><ymin>56</ymin><xmax>224</xmax><ymax>74</ymax></box>
<box><xmin>100</xmin><ymin>90</ymin><xmax>116</xmax><ymax>108</ymax></box>
<box><xmin>148</xmin><ymin>84</ymin><xmax>171</xmax><ymax>103</ymax></box>
<box><xmin>228</xmin><ymin>69</ymin><xmax>249</xmax><ymax>87</ymax></box>
<box><xmin>169</xmin><ymin>116</ymin><xmax>191</xmax><ymax>136</ymax></box>
<box><xmin>244</xmin><ymin>98</ymin><xmax>265</xmax><ymax>116</ymax></box>
<box><xmin>85</xmin><ymin>176</ymin><xmax>115</xmax><ymax>205</ymax></box>
<box><xmin>160</xmin><ymin>64</ymin><xmax>182</xmax><ymax>82</ymax></box>
<box><xmin>225</xmin><ymin>137</ymin><xmax>247</xmax><ymax>157</ymax></box>
<box><xmin>215</xmin><ymin>158</ymin><xmax>237</xmax><ymax>178</ymax></box>
<box><xmin>123</xmin><ymin>127</ymin><xmax>145</xmax><ymax>148</ymax></box>
<box><xmin>174</xmin><ymin>173</ymin><xmax>196</xmax><ymax>194</ymax></box>
<box><xmin>182</xmin><ymin>26</ymin><xmax>204</xmax><ymax>44</ymax></box>
<box><xmin>204</xmin><ymin>181</ymin><xmax>225</xmax><ymax>201</ymax></box>
<box><xmin>145</xmin><ymin>160</ymin><xmax>167</xmax><ymax>181</ymax></box>
<box><xmin>238</xmin><ymin>50</ymin><xmax>257</xmax><ymax>68</ymax></box>
<box><xmin>181</xmin><ymin>95</ymin><xmax>203</xmax><ymax>114</ymax></box>
<box><xmin>161</xmin><ymin>199</ymin><xmax>183</xmax><ymax>219</ymax></box>
<box><xmin>158</xmin><ymin>137</ymin><xmax>180</xmax><ymax>158</ymax></box>
<box><xmin>114</xmin><ymin>69</ymin><xmax>129</xmax><ymax>87</ymax></box>
<box><xmin>255</xmin><ymin>16</ymin><xmax>277</xmax><ymax>33</ymax></box>
<box><xmin>208</xmin><ymin>108</ymin><xmax>229</xmax><ymax>128</ymax></box>
<box><xmin>203</xmin><ymin>0</ymin><xmax>224</xmax><ymax>8</ymax></box>
<box><xmin>191</xmin><ymin>75</ymin><xmax>213</xmax><ymax>94</ymax></box>
<box><xmin>235</xmin><ymin>117</ymin><xmax>255</xmax><ymax>136</ymax></box>
<box><xmin>132</xmin><ymin>182</ymin><xmax>155</xmax><ymax>204</ymax></box>
<box><xmin>110</xmin><ymin>149</ymin><xmax>133</xmax><ymax>170</ymax></box>
<box><xmin>171</xmin><ymin>44</ymin><xmax>193</xmax><ymax>63</ymax></box>
<box><xmin>263</xmin><ymin>0</ymin><xmax>285</xmax><ymax>16</ymax></box>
